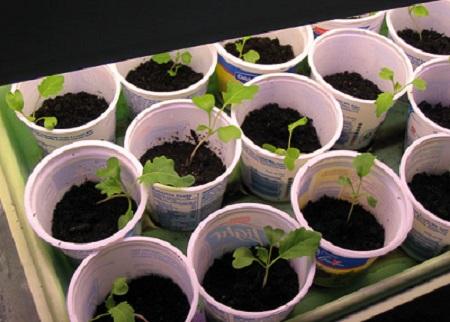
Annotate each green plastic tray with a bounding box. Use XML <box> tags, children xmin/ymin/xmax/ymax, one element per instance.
<box><xmin>1</xmin><ymin>79</ymin><xmax>450</xmax><ymax>322</ymax></box>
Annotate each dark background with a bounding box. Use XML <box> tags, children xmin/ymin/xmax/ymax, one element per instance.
<box><xmin>0</xmin><ymin>0</ymin><xmax>432</xmax><ymax>85</ymax></box>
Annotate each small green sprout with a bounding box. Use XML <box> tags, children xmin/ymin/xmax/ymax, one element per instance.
<box><xmin>96</xmin><ymin>157</ymin><xmax>135</xmax><ymax>230</ymax></box>
<box><xmin>232</xmin><ymin>226</ymin><xmax>321</xmax><ymax>288</ymax></box>
<box><xmin>338</xmin><ymin>153</ymin><xmax>378</xmax><ymax>223</ymax></box>
<box><xmin>151</xmin><ymin>51</ymin><xmax>192</xmax><ymax>77</ymax></box>
<box><xmin>262</xmin><ymin>117</ymin><xmax>308</xmax><ymax>171</ymax></box>
<box><xmin>408</xmin><ymin>4</ymin><xmax>429</xmax><ymax>40</ymax></box>
<box><xmin>90</xmin><ymin>277</ymin><xmax>149</xmax><ymax>322</ymax></box>
<box><xmin>138</xmin><ymin>156</ymin><xmax>195</xmax><ymax>187</ymax></box>
<box><xmin>375</xmin><ymin>67</ymin><xmax>427</xmax><ymax>117</ymax></box>
<box><xmin>235</xmin><ymin>36</ymin><xmax>260</xmax><ymax>63</ymax></box>
<box><xmin>5</xmin><ymin>75</ymin><xmax>64</xmax><ymax>130</ymax></box>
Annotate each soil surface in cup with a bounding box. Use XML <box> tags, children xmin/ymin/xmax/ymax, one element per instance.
<box><xmin>324</xmin><ymin>71</ymin><xmax>382</xmax><ymax>100</ymax></box>
<box><xmin>418</xmin><ymin>101</ymin><xmax>450</xmax><ymax>129</ymax></box>
<box><xmin>140</xmin><ymin>135</ymin><xmax>225</xmax><ymax>186</ymax></box>
<box><xmin>52</xmin><ymin>181</ymin><xmax>137</xmax><ymax>243</ymax></box>
<box><xmin>302</xmin><ymin>196</ymin><xmax>385</xmax><ymax>250</ymax></box>
<box><xmin>34</xmin><ymin>92</ymin><xmax>108</xmax><ymax>129</ymax></box>
<box><xmin>93</xmin><ymin>274</ymin><xmax>190</xmax><ymax>322</ymax></box>
<box><xmin>202</xmin><ymin>249</ymin><xmax>299</xmax><ymax>311</ymax></box>
<box><xmin>397</xmin><ymin>29</ymin><xmax>450</xmax><ymax>55</ymax></box>
<box><xmin>241</xmin><ymin>103</ymin><xmax>322</xmax><ymax>153</ymax></box>
<box><xmin>224</xmin><ymin>37</ymin><xmax>295</xmax><ymax>64</ymax></box>
<box><xmin>409</xmin><ymin>171</ymin><xmax>450</xmax><ymax>221</ymax></box>
<box><xmin>126</xmin><ymin>59</ymin><xmax>203</xmax><ymax>92</ymax></box>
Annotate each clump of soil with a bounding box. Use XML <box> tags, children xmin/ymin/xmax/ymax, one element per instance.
<box><xmin>241</xmin><ymin>103</ymin><xmax>322</xmax><ymax>153</ymax></box>
<box><xmin>202</xmin><ymin>249</ymin><xmax>299</xmax><ymax>311</ymax></box>
<box><xmin>397</xmin><ymin>29</ymin><xmax>450</xmax><ymax>55</ymax></box>
<box><xmin>409</xmin><ymin>171</ymin><xmax>450</xmax><ymax>221</ymax></box>
<box><xmin>93</xmin><ymin>275</ymin><xmax>190</xmax><ymax>322</ymax></box>
<box><xmin>126</xmin><ymin>59</ymin><xmax>203</xmax><ymax>92</ymax></box>
<box><xmin>34</xmin><ymin>92</ymin><xmax>108</xmax><ymax>129</ymax></box>
<box><xmin>140</xmin><ymin>136</ymin><xmax>225</xmax><ymax>186</ymax></box>
<box><xmin>52</xmin><ymin>181</ymin><xmax>137</xmax><ymax>243</ymax></box>
<box><xmin>302</xmin><ymin>196</ymin><xmax>385</xmax><ymax>250</ymax></box>
<box><xmin>418</xmin><ymin>101</ymin><xmax>450</xmax><ymax>129</ymax></box>
<box><xmin>225</xmin><ymin>37</ymin><xmax>295</xmax><ymax>64</ymax></box>
<box><xmin>324</xmin><ymin>71</ymin><xmax>382</xmax><ymax>100</ymax></box>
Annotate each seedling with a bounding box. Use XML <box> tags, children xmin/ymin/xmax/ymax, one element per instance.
<box><xmin>138</xmin><ymin>156</ymin><xmax>195</xmax><ymax>187</ymax></box>
<box><xmin>262</xmin><ymin>117</ymin><xmax>308</xmax><ymax>170</ymax></box>
<box><xmin>408</xmin><ymin>4</ymin><xmax>429</xmax><ymax>40</ymax></box>
<box><xmin>375</xmin><ymin>67</ymin><xmax>427</xmax><ymax>117</ymax></box>
<box><xmin>96</xmin><ymin>157</ymin><xmax>135</xmax><ymax>230</ymax></box>
<box><xmin>232</xmin><ymin>226</ymin><xmax>321</xmax><ymax>288</ymax></box>
<box><xmin>338</xmin><ymin>153</ymin><xmax>378</xmax><ymax>223</ymax></box>
<box><xmin>151</xmin><ymin>51</ymin><xmax>192</xmax><ymax>77</ymax></box>
<box><xmin>5</xmin><ymin>75</ymin><xmax>64</xmax><ymax>130</ymax></box>
<box><xmin>89</xmin><ymin>277</ymin><xmax>149</xmax><ymax>322</ymax></box>
<box><xmin>234</xmin><ymin>36</ymin><xmax>260</xmax><ymax>63</ymax></box>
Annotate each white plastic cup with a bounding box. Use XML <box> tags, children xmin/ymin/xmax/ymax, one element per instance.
<box><xmin>12</xmin><ymin>65</ymin><xmax>120</xmax><ymax>153</ymax></box>
<box><xmin>312</xmin><ymin>11</ymin><xmax>386</xmax><ymax>37</ymax></box>
<box><xmin>231</xmin><ymin>73</ymin><xmax>343</xmax><ymax>201</ymax></box>
<box><xmin>291</xmin><ymin>150</ymin><xmax>413</xmax><ymax>287</ymax></box>
<box><xmin>400</xmin><ymin>133</ymin><xmax>450</xmax><ymax>261</ymax></box>
<box><xmin>67</xmin><ymin>237</ymin><xmax>199</xmax><ymax>322</ymax></box>
<box><xmin>386</xmin><ymin>1</ymin><xmax>450</xmax><ymax>70</ymax></box>
<box><xmin>124</xmin><ymin>99</ymin><xmax>242</xmax><ymax>231</ymax></box>
<box><xmin>187</xmin><ymin>203</ymin><xmax>316</xmax><ymax>322</ymax></box>
<box><xmin>110</xmin><ymin>45</ymin><xmax>217</xmax><ymax>115</ymax></box>
<box><xmin>405</xmin><ymin>57</ymin><xmax>450</xmax><ymax>146</ymax></box>
<box><xmin>214</xmin><ymin>26</ymin><xmax>313</xmax><ymax>92</ymax></box>
<box><xmin>309</xmin><ymin>28</ymin><xmax>413</xmax><ymax>150</ymax></box>
<box><xmin>24</xmin><ymin>140</ymin><xmax>148</xmax><ymax>260</ymax></box>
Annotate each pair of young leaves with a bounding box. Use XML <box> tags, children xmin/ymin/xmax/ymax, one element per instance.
<box><xmin>235</xmin><ymin>36</ymin><xmax>260</xmax><ymax>63</ymax></box>
<box><xmin>151</xmin><ymin>50</ymin><xmax>192</xmax><ymax>77</ymax></box>
<box><xmin>5</xmin><ymin>75</ymin><xmax>64</xmax><ymax>130</ymax></box>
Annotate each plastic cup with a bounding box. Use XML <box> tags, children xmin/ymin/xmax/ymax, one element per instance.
<box><xmin>400</xmin><ymin>133</ymin><xmax>450</xmax><ymax>261</ymax></box>
<box><xmin>12</xmin><ymin>65</ymin><xmax>120</xmax><ymax>153</ymax></box>
<box><xmin>386</xmin><ymin>1</ymin><xmax>450</xmax><ymax>70</ymax></box>
<box><xmin>187</xmin><ymin>203</ymin><xmax>316</xmax><ymax>322</ymax></box>
<box><xmin>291</xmin><ymin>150</ymin><xmax>413</xmax><ymax>287</ymax></box>
<box><xmin>405</xmin><ymin>57</ymin><xmax>450</xmax><ymax>146</ymax></box>
<box><xmin>230</xmin><ymin>73</ymin><xmax>343</xmax><ymax>201</ymax></box>
<box><xmin>309</xmin><ymin>28</ymin><xmax>413</xmax><ymax>150</ymax></box>
<box><xmin>312</xmin><ymin>11</ymin><xmax>386</xmax><ymax>37</ymax></box>
<box><xmin>24</xmin><ymin>140</ymin><xmax>148</xmax><ymax>260</ymax></box>
<box><xmin>124</xmin><ymin>99</ymin><xmax>241</xmax><ymax>231</ymax></box>
<box><xmin>67</xmin><ymin>237</ymin><xmax>199</xmax><ymax>322</ymax></box>
<box><xmin>110</xmin><ymin>45</ymin><xmax>217</xmax><ymax>115</ymax></box>
<box><xmin>214</xmin><ymin>26</ymin><xmax>313</xmax><ymax>91</ymax></box>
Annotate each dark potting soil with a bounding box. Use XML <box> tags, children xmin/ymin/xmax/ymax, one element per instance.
<box><xmin>34</xmin><ymin>92</ymin><xmax>108</xmax><ymax>129</ymax></box>
<box><xmin>139</xmin><ymin>137</ymin><xmax>225</xmax><ymax>186</ymax></box>
<box><xmin>93</xmin><ymin>275</ymin><xmax>190</xmax><ymax>322</ymax></box>
<box><xmin>397</xmin><ymin>29</ymin><xmax>450</xmax><ymax>55</ymax></box>
<box><xmin>409</xmin><ymin>171</ymin><xmax>450</xmax><ymax>221</ymax></box>
<box><xmin>302</xmin><ymin>196</ymin><xmax>385</xmax><ymax>251</ymax></box>
<box><xmin>324</xmin><ymin>71</ymin><xmax>382</xmax><ymax>100</ymax></box>
<box><xmin>202</xmin><ymin>249</ymin><xmax>299</xmax><ymax>312</ymax></box>
<box><xmin>418</xmin><ymin>101</ymin><xmax>450</xmax><ymax>129</ymax></box>
<box><xmin>241</xmin><ymin>103</ymin><xmax>322</xmax><ymax>153</ymax></box>
<box><xmin>224</xmin><ymin>37</ymin><xmax>295</xmax><ymax>64</ymax></box>
<box><xmin>126</xmin><ymin>59</ymin><xmax>203</xmax><ymax>92</ymax></box>
<box><xmin>51</xmin><ymin>181</ymin><xmax>137</xmax><ymax>243</ymax></box>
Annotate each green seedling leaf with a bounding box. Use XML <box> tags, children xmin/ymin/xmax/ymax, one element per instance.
<box><xmin>367</xmin><ymin>195</ymin><xmax>378</xmax><ymax>208</ymax></box>
<box><xmin>139</xmin><ymin>156</ymin><xmax>195</xmax><ymax>187</ymax></box>
<box><xmin>255</xmin><ymin>246</ymin><xmax>269</xmax><ymax>264</ymax></box>
<box><xmin>262</xmin><ymin>143</ymin><xmax>277</xmax><ymax>153</ymax></box>
<box><xmin>288</xmin><ymin>117</ymin><xmax>308</xmax><ymax>133</ymax></box>
<box><xmin>96</xmin><ymin>157</ymin><xmax>123</xmax><ymax>197</ymax></box>
<box><xmin>152</xmin><ymin>52</ymin><xmax>171</xmax><ymax>64</ymax></box>
<box><xmin>192</xmin><ymin>94</ymin><xmax>215</xmax><ymax>114</ymax></box>
<box><xmin>43</xmin><ymin>116</ymin><xmax>57</xmax><ymax>130</ymax></box>
<box><xmin>243</xmin><ymin>49</ymin><xmax>260</xmax><ymax>63</ymax></box>
<box><xmin>353</xmin><ymin>152</ymin><xmax>376</xmax><ymax>178</ymax></box>
<box><xmin>112</xmin><ymin>277</ymin><xmax>129</xmax><ymax>296</ymax></box>
<box><xmin>97</xmin><ymin>157</ymin><xmax>121</xmax><ymax>179</ymax></box>
<box><xmin>394</xmin><ymin>82</ymin><xmax>402</xmax><ymax>92</ymax></box>
<box><xmin>109</xmin><ymin>302</ymin><xmax>135</xmax><ymax>322</ymax></box>
<box><xmin>409</xmin><ymin>4</ymin><xmax>429</xmax><ymax>17</ymax></box>
<box><xmin>196</xmin><ymin>124</ymin><xmax>210</xmax><ymax>132</ymax></box>
<box><xmin>379</xmin><ymin>67</ymin><xmax>394</xmax><ymax>81</ymax></box>
<box><xmin>38</xmin><ymin>75</ymin><xmax>64</xmax><ymax>98</ymax></box>
<box><xmin>181</xmin><ymin>51</ymin><xmax>192</xmax><ymax>65</ymax></box>
<box><xmin>232</xmin><ymin>247</ymin><xmax>257</xmax><ymax>268</ymax></box>
<box><xmin>264</xmin><ymin>226</ymin><xmax>284</xmax><ymax>246</ymax></box>
<box><xmin>279</xmin><ymin>228</ymin><xmax>321</xmax><ymax>259</ymax></box>
<box><xmin>275</xmin><ymin>148</ymin><xmax>286</xmax><ymax>156</ymax></box>
<box><xmin>217</xmin><ymin>125</ymin><xmax>241</xmax><ymax>142</ymax></box>
<box><xmin>118</xmin><ymin>207</ymin><xmax>134</xmax><ymax>230</ymax></box>
<box><xmin>338</xmin><ymin>176</ymin><xmax>352</xmax><ymax>186</ymax></box>
<box><xmin>284</xmin><ymin>147</ymin><xmax>300</xmax><ymax>171</ymax></box>
<box><xmin>222</xmin><ymin>81</ymin><xmax>259</xmax><ymax>106</ymax></box>
<box><xmin>95</xmin><ymin>176</ymin><xmax>123</xmax><ymax>197</ymax></box>
<box><xmin>167</xmin><ymin>69</ymin><xmax>176</xmax><ymax>77</ymax></box>
<box><xmin>375</xmin><ymin>92</ymin><xmax>394</xmax><ymax>117</ymax></box>
<box><xmin>26</xmin><ymin>115</ymin><xmax>36</xmax><ymax>122</ymax></box>
<box><xmin>235</xmin><ymin>42</ymin><xmax>244</xmax><ymax>54</ymax></box>
<box><xmin>412</xmin><ymin>78</ymin><xmax>427</xmax><ymax>91</ymax></box>
<box><xmin>5</xmin><ymin>90</ymin><xmax>24</xmax><ymax>112</ymax></box>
